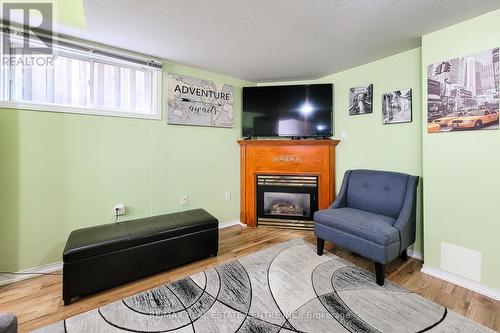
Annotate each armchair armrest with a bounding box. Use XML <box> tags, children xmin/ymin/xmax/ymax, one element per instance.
<box><xmin>393</xmin><ymin>175</ymin><xmax>419</xmax><ymax>252</ymax></box>
<box><xmin>329</xmin><ymin>170</ymin><xmax>351</xmax><ymax>209</ymax></box>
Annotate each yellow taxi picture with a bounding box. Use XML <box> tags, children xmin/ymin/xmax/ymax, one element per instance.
<box><xmin>431</xmin><ymin>112</ymin><xmax>466</xmax><ymax>127</ymax></box>
<box><xmin>427</xmin><ymin>122</ymin><xmax>442</xmax><ymax>133</ymax></box>
<box><xmin>447</xmin><ymin>109</ymin><xmax>499</xmax><ymax>129</ymax></box>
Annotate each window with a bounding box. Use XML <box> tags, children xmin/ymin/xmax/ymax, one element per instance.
<box><xmin>0</xmin><ymin>30</ymin><xmax>162</xmax><ymax>119</ymax></box>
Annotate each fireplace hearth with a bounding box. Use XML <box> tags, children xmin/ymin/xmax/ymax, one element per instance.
<box><xmin>257</xmin><ymin>175</ymin><xmax>318</xmax><ymax>229</ymax></box>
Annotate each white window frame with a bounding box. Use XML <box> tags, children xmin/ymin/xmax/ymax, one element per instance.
<box><xmin>0</xmin><ymin>31</ymin><xmax>163</xmax><ymax>120</ymax></box>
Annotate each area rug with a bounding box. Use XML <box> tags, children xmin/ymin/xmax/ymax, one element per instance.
<box><xmin>34</xmin><ymin>239</ymin><xmax>494</xmax><ymax>332</ymax></box>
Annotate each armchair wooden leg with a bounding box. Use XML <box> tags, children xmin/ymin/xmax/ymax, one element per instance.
<box><xmin>317</xmin><ymin>238</ymin><xmax>325</xmax><ymax>256</ymax></box>
<box><xmin>400</xmin><ymin>249</ymin><xmax>408</xmax><ymax>261</ymax></box>
<box><xmin>374</xmin><ymin>262</ymin><xmax>385</xmax><ymax>286</ymax></box>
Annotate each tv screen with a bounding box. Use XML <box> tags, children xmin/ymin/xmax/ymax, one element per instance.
<box><xmin>242</xmin><ymin>84</ymin><xmax>333</xmax><ymax>137</ymax></box>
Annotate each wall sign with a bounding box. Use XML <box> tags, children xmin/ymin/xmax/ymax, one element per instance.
<box><xmin>167</xmin><ymin>74</ymin><xmax>234</xmax><ymax>128</ymax></box>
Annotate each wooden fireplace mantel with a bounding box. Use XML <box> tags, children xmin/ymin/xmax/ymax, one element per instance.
<box><xmin>238</xmin><ymin>139</ymin><xmax>340</xmax><ymax>227</ymax></box>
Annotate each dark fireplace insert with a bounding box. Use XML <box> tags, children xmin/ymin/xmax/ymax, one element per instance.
<box><xmin>256</xmin><ymin>174</ymin><xmax>318</xmax><ymax>230</ymax></box>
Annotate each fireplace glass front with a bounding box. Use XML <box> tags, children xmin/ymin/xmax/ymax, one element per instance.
<box><xmin>257</xmin><ymin>175</ymin><xmax>318</xmax><ymax>229</ymax></box>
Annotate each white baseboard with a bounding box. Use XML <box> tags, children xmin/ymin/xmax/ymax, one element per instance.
<box><xmin>219</xmin><ymin>220</ymin><xmax>246</xmax><ymax>229</ymax></box>
<box><xmin>421</xmin><ymin>264</ymin><xmax>500</xmax><ymax>301</ymax></box>
<box><xmin>0</xmin><ymin>261</ymin><xmax>62</xmax><ymax>286</ymax></box>
<box><xmin>407</xmin><ymin>248</ymin><xmax>423</xmax><ymax>261</ymax></box>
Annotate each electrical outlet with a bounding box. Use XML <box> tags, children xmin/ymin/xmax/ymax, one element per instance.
<box><xmin>340</xmin><ymin>130</ymin><xmax>347</xmax><ymax>140</ymax></box>
<box><xmin>114</xmin><ymin>204</ymin><xmax>126</xmax><ymax>216</ymax></box>
<box><xmin>180</xmin><ymin>194</ymin><xmax>188</xmax><ymax>206</ymax></box>
<box><xmin>225</xmin><ymin>191</ymin><xmax>231</xmax><ymax>201</ymax></box>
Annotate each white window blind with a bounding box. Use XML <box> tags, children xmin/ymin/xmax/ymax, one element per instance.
<box><xmin>1</xmin><ymin>31</ymin><xmax>162</xmax><ymax>119</ymax></box>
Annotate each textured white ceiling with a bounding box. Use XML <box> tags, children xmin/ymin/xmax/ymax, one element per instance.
<box><xmin>54</xmin><ymin>0</ymin><xmax>500</xmax><ymax>82</ymax></box>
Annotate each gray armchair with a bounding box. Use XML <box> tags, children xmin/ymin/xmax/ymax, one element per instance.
<box><xmin>314</xmin><ymin>169</ymin><xmax>419</xmax><ymax>285</ymax></box>
<box><xmin>0</xmin><ymin>313</ymin><xmax>17</xmax><ymax>333</ymax></box>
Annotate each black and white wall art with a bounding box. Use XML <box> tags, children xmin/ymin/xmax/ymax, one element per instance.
<box><xmin>382</xmin><ymin>89</ymin><xmax>412</xmax><ymax>124</ymax></box>
<box><xmin>349</xmin><ymin>84</ymin><xmax>373</xmax><ymax>115</ymax></box>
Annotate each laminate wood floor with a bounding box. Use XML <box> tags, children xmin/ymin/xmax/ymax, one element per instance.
<box><xmin>1</xmin><ymin>226</ymin><xmax>499</xmax><ymax>332</ymax></box>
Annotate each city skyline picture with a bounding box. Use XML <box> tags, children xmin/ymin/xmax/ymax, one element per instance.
<box><xmin>427</xmin><ymin>47</ymin><xmax>499</xmax><ymax>133</ymax></box>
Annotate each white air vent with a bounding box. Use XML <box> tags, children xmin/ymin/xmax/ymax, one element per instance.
<box><xmin>441</xmin><ymin>242</ymin><xmax>481</xmax><ymax>282</ymax></box>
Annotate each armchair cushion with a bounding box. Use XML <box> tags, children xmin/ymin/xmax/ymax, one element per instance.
<box><xmin>346</xmin><ymin>170</ymin><xmax>409</xmax><ymax>218</ymax></box>
<box><xmin>0</xmin><ymin>313</ymin><xmax>17</xmax><ymax>333</ymax></box>
<box><xmin>314</xmin><ymin>208</ymin><xmax>399</xmax><ymax>246</ymax></box>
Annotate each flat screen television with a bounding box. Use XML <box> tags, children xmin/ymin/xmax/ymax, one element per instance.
<box><xmin>242</xmin><ymin>84</ymin><xmax>333</xmax><ymax>137</ymax></box>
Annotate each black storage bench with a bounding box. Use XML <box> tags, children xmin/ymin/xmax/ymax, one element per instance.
<box><xmin>62</xmin><ymin>208</ymin><xmax>218</xmax><ymax>305</ymax></box>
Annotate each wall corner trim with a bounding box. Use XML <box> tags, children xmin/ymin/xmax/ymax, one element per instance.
<box><xmin>421</xmin><ymin>264</ymin><xmax>500</xmax><ymax>301</ymax></box>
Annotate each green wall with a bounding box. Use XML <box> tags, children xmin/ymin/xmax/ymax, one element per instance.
<box><xmin>323</xmin><ymin>48</ymin><xmax>423</xmax><ymax>252</ymax></box>
<box><xmin>421</xmin><ymin>9</ymin><xmax>500</xmax><ymax>290</ymax></box>
<box><xmin>259</xmin><ymin>48</ymin><xmax>424</xmax><ymax>252</ymax></box>
<box><xmin>0</xmin><ymin>63</ymin><xmax>253</xmax><ymax>272</ymax></box>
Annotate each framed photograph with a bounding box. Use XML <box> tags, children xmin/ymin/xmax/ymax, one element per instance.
<box><xmin>349</xmin><ymin>84</ymin><xmax>373</xmax><ymax>115</ymax></box>
<box><xmin>382</xmin><ymin>89</ymin><xmax>412</xmax><ymax>124</ymax></box>
<box><xmin>427</xmin><ymin>48</ymin><xmax>499</xmax><ymax>133</ymax></box>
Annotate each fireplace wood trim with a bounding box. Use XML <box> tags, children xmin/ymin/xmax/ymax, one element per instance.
<box><xmin>238</xmin><ymin>139</ymin><xmax>340</xmax><ymax>227</ymax></box>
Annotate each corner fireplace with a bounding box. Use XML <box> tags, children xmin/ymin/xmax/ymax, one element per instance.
<box><xmin>256</xmin><ymin>175</ymin><xmax>318</xmax><ymax>230</ymax></box>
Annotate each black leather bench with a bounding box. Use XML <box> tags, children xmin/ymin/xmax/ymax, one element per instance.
<box><xmin>62</xmin><ymin>208</ymin><xmax>218</xmax><ymax>305</ymax></box>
